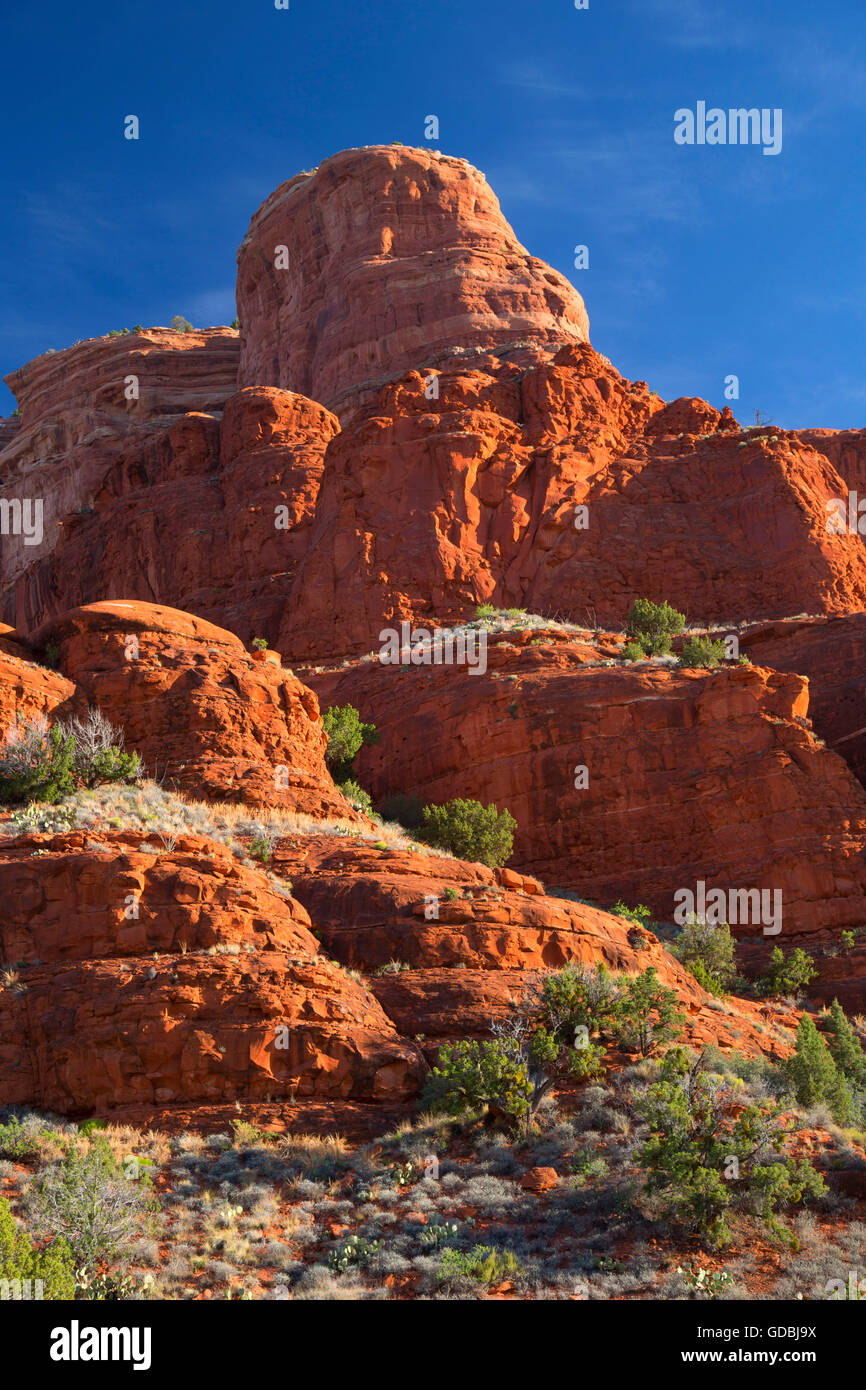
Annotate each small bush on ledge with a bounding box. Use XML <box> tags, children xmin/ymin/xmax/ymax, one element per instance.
<box><xmin>418</xmin><ymin>797</ymin><xmax>516</xmax><ymax>867</ymax></box>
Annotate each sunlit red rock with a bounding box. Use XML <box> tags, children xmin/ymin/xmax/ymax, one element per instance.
<box><xmin>34</xmin><ymin>600</ymin><xmax>359</xmax><ymax>821</ymax></box>
<box><xmin>0</xmin><ymin>830</ymin><xmax>424</xmax><ymax>1116</ymax></box>
<box><xmin>235</xmin><ymin>144</ymin><xmax>590</xmax><ymax>417</ymax></box>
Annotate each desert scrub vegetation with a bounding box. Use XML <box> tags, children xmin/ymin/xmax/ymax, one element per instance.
<box><xmin>678</xmin><ymin>635</ymin><xmax>727</xmax><ymax>668</ymax></box>
<box><xmin>0</xmin><ymin>1195</ymin><xmax>75</xmax><ymax>1299</ymax></box>
<box><xmin>417</xmin><ymin>797</ymin><xmax>516</xmax><ymax>867</ymax></box>
<box><xmin>0</xmin><ymin>778</ymin><xmax>445</xmax><ymax>863</ymax></box>
<box><xmin>0</xmin><ymin>709</ymin><xmax>140</xmax><ymax>806</ymax></box>
<box><xmin>634</xmin><ymin>1047</ymin><xmax>826</xmax><ymax>1248</ymax></box>
<box><xmin>781</xmin><ymin>1011</ymin><xmax>866</xmax><ymax>1126</ymax></box>
<box><xmin>421</xmin><ymin>963</ymin><xmax>688</xmax><ymax>1136</ymax></box>
<box><xmin>0</xmin><ymin>1071</ymin><xmax>858</xmax><ymax>1302</ymax></box>
<box><xmin>756</xmin><ymin>945</ymin><xmax>818</xmax><ymax>999</ymax></box>
<box><xmin>668</xmin><ymin>917</ymin><xmax>739</xmax><ymax>996</ymax></box>
<box><xmin>0</xmin><ymin>1115</ymin><xmax>162</xmax><ymax>1300</ymax></box>
<box><xmin>31</xmin><ymin>1135</ymin><xmax>160</xmax><ymax>1277</ymax></box>
<box><xmin>624</xmin><ymin>598</ymin><xmax>686</xmax><ymax>658</ymax></box>
<box><xmin>322</xmin><ymin>703</ymin><xmax>379</xmax><ymax>781</ymax></box>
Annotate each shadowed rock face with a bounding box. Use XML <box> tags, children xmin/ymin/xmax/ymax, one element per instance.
<box><xmin>235</xmin><ymin>144</ymin><xmax>590</xmax><ymax>416</ymax></box>
<box><xmin>743</xmin><ymin>614</ymin><xmax>866</xmax><ymax>789</ymax></box>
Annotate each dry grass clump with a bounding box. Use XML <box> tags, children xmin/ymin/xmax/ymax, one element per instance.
<box><xmin>0</xmin><ymin>778</ymin><xmax>454</xmax><ymax>860</ymax></box>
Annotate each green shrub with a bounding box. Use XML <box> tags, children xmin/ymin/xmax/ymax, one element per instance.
<box><xmin>86</xmin><ymin>746</ymin><xmax>142</xmax><ymax>786</ymax></box>
<box><xmin>251</xmin><ymin>636</ymin><xmax>268</xmax><ymax>651</ymax></box>
<box><xmin>62</xmin><ymin>710</ymin><xmax>141</xmax><ymax>789</ymax></box>
<box><xmin>679</xmin><ymin>636</ymin><xmax>726</xmax><ymax>669</ymax></box>
<box><xmin>636</xmin><ymin>1048</ymin><xmax>826</xmax><ymax>1246</ymax></box>
<box><xmin>169</xmin><ymin>315</ymin><xmax>193</xmax><ymax>332</ymax></box>
<box><xmin>613</xmin><ymin>967</ymin><xmax>686</xmax><ymax>1056</ymax></box>
<box><xmin>0</xmin><ymin>1197</ymin><xmax>75</xmax><ymax>1300</ymax></box>
<box><xmin>569</xmin><ymin>1040</ymin><xmax>606</xmax><ymax>1080</ymax></box>
<box><xmin>782</xmin><ymin>1014</ymin><xmax>856</xmax><ymax>1124</ymax></box>
<box><xmin>0</xmin><ymin>1116</ymin><xmax>56</xmax><ymax>1161</ymax></box>
<box><xmin>437</xmin><ymin>1245</ymin><xmax>519</xmax><ymax>1285</ymax></box>
<box><xmin>625</xmin><ymin>598</ymin><xmax>686</xmax><ymax>657</ymax></box>
<box><xmin>418</xmin><ymin>798</ymin><xmax>516</xmax><ymax>867</ymax></box>
<box><xmin>32</xmin><ymin>1137</ymin><xmax>159</xmax><ymax>1273</ymax></box>
<box><xmin>688</xmin><ymin>961</ymin><xmax>726</xmax><ymax>997</ymax></box>
<box><xmin>322</xmin><ymin>704</ymin><xmax>379</xmax><ymax>781</ymax></box>
<box><xmin>0</xmin><ymin>710</ymin><xmax>141</xmax><ymax>805</ymax></box>
<box><xmin>670</xmin><ymin>917</ymin><xmax>737</xmax><ymax>994</ymax></box>
<box><xmin>338</xmin><ymin>779</ymin><xmax>373</xmax><ymax>815</ymax></box>
<box><xmin>621</xmin><ymin>641</ymin><xmax>646</xmax><ymax>662</ymax></box>
<box><xmin>758</xmin><ymin>946</ymin><xmax>817</xmax><ymax>999</ymax></box>
<box><xmin>0</xmin><ymin>720</ymin><xmax>75</xmax><ymax>805</ymax></box>
<box><xmin>474</xmin><ymin>604</ymin><xmax>496</xmax><ymax>620</ymax></box>
<box><xmin>77</xmin><ymin>1119</ymin><xmax>108</xmax><ymax>1139</ymax></box>
<box><xmin>614</xmin><ymin>901</ymin><xmax>654</xmax><ymax>929</ymax></box>
<box><xmin>421</xmin><ymin>1038</ymin><xmax>532</xmax><ymax>1126</ymax></box>
<box><xmin>531</xmin><ymin>961</ymin><xmax>619</xmax><ymax>1042</ymax></box>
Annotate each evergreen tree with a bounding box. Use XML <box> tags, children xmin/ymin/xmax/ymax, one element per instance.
<box><xmin>825</xmin><ymin>998</ymin><xmax>866</xmax><ymax>1087</ymax></box>
<box><xmin>783</xmin><ymin>1014</ymin><xmax>855</xmax><ymax>1124</ymax></box>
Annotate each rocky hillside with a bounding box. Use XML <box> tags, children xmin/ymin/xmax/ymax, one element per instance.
<box><xmin>2</xmin><ymin>145</ymin><xmax>865</xmax><ymax>1304</ymax></box>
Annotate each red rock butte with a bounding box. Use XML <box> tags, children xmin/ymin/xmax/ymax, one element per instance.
<box><xmin>2</xmin><ymin>142</ymin><xmax>866</xmax><ymax>1132</ymax></box>
<box><xmin>236</xmin><ymin>144</ymin><xmax>590</xmax><ymax>416</ymax></box>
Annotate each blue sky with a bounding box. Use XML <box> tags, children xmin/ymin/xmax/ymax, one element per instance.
<box><xmin>1</xmin><ymin>0</ymin><xmax>863</xmax><ymax>427</ymax></box>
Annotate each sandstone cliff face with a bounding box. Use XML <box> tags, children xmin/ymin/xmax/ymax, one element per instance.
<box><xmin>279</xmin><ymin>346</ymin><xmax>866</xmax><ymax>659</ymax></box>
<box><xmin>0</xmin><ymin>329</ymin><xmax>239</xmax><ymax>609</ymax></box>
<box><xmin>0</xmin><ymin>644</ymin><xmax>74</xmax><ymax>731</ymax></box>
<box><xmin>236</xmin><ymin>145</ymin><xmax>590</xmax><ymax>417</ymax></box>
<box><xmin>3</xmin><ymin>383</ymin><xmax>335</xmax><ymax>645</ymax></box>
<box><xmin>310</xmin><ymin>641</ymin><xmax>866</xmax><ymax>938</ymax></box>
<box><xmin>6</xmin><ymin>319</ymin><xmax>866</xmax><ymax>659</ymax></box>
<box><xmin>744</xmin><ymin>615</ymin><xmax>866</xmax><ymax>788</ymax></box>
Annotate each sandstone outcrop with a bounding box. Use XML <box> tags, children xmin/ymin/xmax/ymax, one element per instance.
<box><xmin>3</xmin><ymin>381</ymin><xmax>336</xmax><ymax>647</ymax></box>
<box><xmin>310</xmin><ymin>642</ymin><xmax>866</xmax><ymax>939</ymax></box>
<box><xmin>279</xmin><ymin>345</ymin><xmax>866</xmax><ymax>660</ymax></box>
<box><xmin>235</xmin><ymin>145</ymin><xmax>590</xmax><ymax>417</ymax></box>
<box><xmin>30</xmin><ymin>600</ymin><xmax>359</xmax><ymax>820</ymax></box>
<box><xmin>0</xmin><ymin>830</ymin><xmax>424</xmax><ymax>1115</ymax></box>
<box><xmin>275</xmin><ymin>833</ymin><xmax>797</xmax><ymax>1058</ymax></box>
<box><xmin>0</xmin><ymin>643</ymin><xmax>73</xmax><ymax>732</ymax></box>
<box><xmin>744</xmin><ymin>614</ymin><xmax>866</xmax><ymax>788</ymax></box>
<box><xmin>2</xmin><ymin>143</ymin><xmax>865</xmax><ymax>1133</ymax></box>
<box><xmin>0</xmin><ymin>330</ymin><xmax>239</xmax><ymax>608</ymax></box>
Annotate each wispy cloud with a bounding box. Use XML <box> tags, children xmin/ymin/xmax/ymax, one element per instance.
<box><xmin>23</xmin><ymin>185</ymin><xmax>116</xmax><ymax>255</ymax></box>
<box><xmin>631</xmin><ymin>0</ymin><xmax>753</xmax><ymax>50</ymax></box>
<box><xmin>498</xmin><ymin>62</ymin><xmax>588</xmax><ymax>101</ymax></box>
<box><xmin>182</xmin><ymin>286</ymin><xmax>237</xmax><ymax>327</ymax></box>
